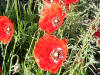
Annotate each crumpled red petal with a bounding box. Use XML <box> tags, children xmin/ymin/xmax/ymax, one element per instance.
<box><xmin>0</xmin><ymin>16</ymin><xmax>14</xmax><ymax>44</ymax></box>
<box><xmin>33</xmin><ymin>34</ymin><xmax>68</xmax><ymax>73</ymax></box>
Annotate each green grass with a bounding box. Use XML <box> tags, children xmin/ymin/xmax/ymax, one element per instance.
<box><xmin>0</xmin><ymin>0</ymin><xmax>100</xmax><ymax>75</ymax></box>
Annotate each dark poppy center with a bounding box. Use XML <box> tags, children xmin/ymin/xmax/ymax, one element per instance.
<box><xmin>52</xmin><ymin>17</ymin><xmax>60</xmax><ymax>27</ymax></box>
<box><xmin>50</xmin><ymin>48</ymin><xmax>64</xmax><ymax>63</ymax></box>
<box><xmin>6</xmin><ymin>26</ymin><xmax>12</xmax><ymax>34</ymax></box>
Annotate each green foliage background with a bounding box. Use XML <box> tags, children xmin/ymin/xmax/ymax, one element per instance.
<box><xmin>0</xmin><ymin>0</ymin><xmax>100</xmax><ymax>75</ymax></box>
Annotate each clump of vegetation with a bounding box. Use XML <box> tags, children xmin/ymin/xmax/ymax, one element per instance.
<box><xmin>0</xmin><ymin>0</ymin><xmax>100</xmax><ymax>75</ymax></box>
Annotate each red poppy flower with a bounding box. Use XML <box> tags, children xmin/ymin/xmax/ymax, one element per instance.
<box><xmin>33</xmin><ymin>34</ymin><xmax>68</xmax><ymax>73</ymax></box>
<box><xmin>43</xmin><ymin>0</ymin><xmax>79</xmax><ymax>10</ymax></box>
<box><xmin>93</xmin><ymin>30</ymin><xmax>100</xmax><ymax>38</ymax></box>
<box><xmin>39</xmin><ymin>3</ymin><xmax>66</xmax><ymax>34</ymax></box>
<box><xmin>93</xmin><ymin>24</ymin><xmax>100</xmax><ymax>38</ymax></box>
<box><xmin>43</xmin><ymin>0</ymin><xmax>78</xmax><ymax>4</ymax></box>
<box><xmin>0</xmin><ymin>16</ymin><xmax>14</xmax><ymax>44</ymax></box>
<box><xmin>92</xmin><ymin>24</ymin><xmax>100</xmax><ymax>46</ymax></box>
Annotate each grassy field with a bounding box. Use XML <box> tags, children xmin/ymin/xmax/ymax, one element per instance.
<box><xmin>0</xmin><ymin>0</ymin><xmax>100</xmax><ymax>75</ymax></box>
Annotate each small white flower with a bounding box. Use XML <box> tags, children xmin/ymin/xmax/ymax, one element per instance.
<box><xmin>10</xmin><ymin>64</ymin><xmax>21</xmax><ymax>74</ymax></box>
